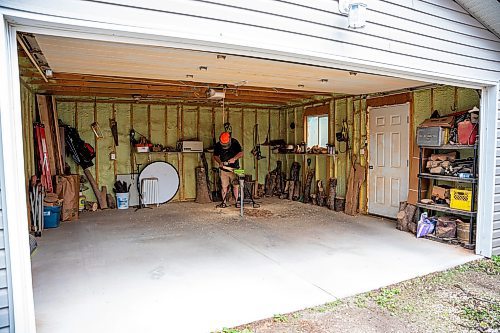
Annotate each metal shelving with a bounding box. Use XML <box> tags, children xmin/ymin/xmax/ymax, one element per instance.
<box><xmin>417</xmin><ymin>143</ymin><xmax>478</xmax><ymax>247</ymax></box>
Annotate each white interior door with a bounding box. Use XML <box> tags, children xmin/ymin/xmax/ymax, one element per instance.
<box><xmin>368</xmin><ymin>103</ymin><xmax>409</xmax><ymax>218</ymax></box>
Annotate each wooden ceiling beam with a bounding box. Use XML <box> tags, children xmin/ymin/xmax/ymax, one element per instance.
<box><xmin>39</xmin><ymin>89</ymin><xmax>289</xmax><ymax>105</ymax></box>
<box><xmin>48</xmin><ymin>72</ymin><xmax>331</xmax><ymax>96</ymax></box>
<box><xmin>33</xmin><ymin>80</ymin><xmax>311</xmax><ymax>100</ymax></box>
<box><xmin>37</xmin><ymin>86</ymin><xmax>302</xmax><ymax>103</ymax></box>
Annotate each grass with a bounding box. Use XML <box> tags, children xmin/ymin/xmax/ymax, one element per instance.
<box><xmin>370</xmin><ymin>288</ymin><xmax>401</xmax><ymax>312</ymax></box>
<box><xmin>273</xmin><ymin>314</ymin><xmax>288</xmax><ymax>323</ymax></box>
<box><xmin>309</xmin><ymin>299</ymin><xmax>342</xmax><ymax>313</ymax></box>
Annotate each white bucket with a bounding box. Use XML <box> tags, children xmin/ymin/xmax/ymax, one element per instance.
<box><xmin>116</xmin><ymin>192</ymin><xmax>129</xmax><ymax>209</ymax></box>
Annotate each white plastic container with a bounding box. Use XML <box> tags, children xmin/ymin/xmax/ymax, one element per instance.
<box><xmin>116</xmin><ymin>192</ymin><xmax>130</xmax><ymax>209</ymax></box>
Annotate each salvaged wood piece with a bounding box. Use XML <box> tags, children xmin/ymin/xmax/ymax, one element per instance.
<box><xmin>83</xmin><ymin>168</ymin><xmax>107</xmax><ymax>209</ymax></box>
<box><xmin>290</xmin><ymin>162</ymin><xmax>301</xmax><ymax>181</ymax></box>
<box><xmin>85</xmin><ymin>201</ymin><xmax>98</xmax><ymax>212</ymax></box>
<box><xmin>436</xmin><ymin>216</ymin><xmax>457</xmax><ymax>238</ymax></box>
<box><xmin>50</xmin><ymin>96</ymin><xmax>64</xmax><ymax>174</ymax></box>
<box><xmin>264</xmin><ymin>161</ymin><xmax>285</xmax><ymax>197</ymax></box>
<box><xmin>100</xmin><ymin>186</ymin><xmax>108</xmax><ymax>209</ymax></box>
<box><xmin>310</xmin><ymin>193</ymin><xmax>317</xmax><ymax>206</ymax></box>
<box><xmin>200</xmin><ymin>153</ymin><xmax>212</xmax><ymax>201</ymax></box>
<box><xmin>327</xmin><ymin>178</ymin><xmax>337</xmax><ymax>210</ymax></box>
<box><xmin>303</xmin><ymin>170</ymin><xmax>314</xmax><ymax>203</ymax></box>
<box><xmin>345</xmin><ymin>163</ymin><xmax>366</xmax><ymax>215</ymax></box>
<box><xmin>316</xmin><ymin>180</ymin><xmax>327</xmax><ymax>206</ymax></box>
<box><xmin>292</xmin><ymin>181</ymin><xmax>301</xmax><ymax>201</ymax></box>
<box><xmin>106</xmin><ymin>193</ymin><xmax>116</xmax><ymax>209</ymax></box>
<box><xmin>396</xmin><ymin>202</ymin><xmax>417</xmax><ymax>233</ymax></box>
<box><xmin>195</xmin><ymin>167</ymin><xmax>211</xmax><ymax>204</ymax></box>
<box><xmin>334</xmin><ymin>197</ymin><xmax>345</xmax><ymax>212</ymax></box>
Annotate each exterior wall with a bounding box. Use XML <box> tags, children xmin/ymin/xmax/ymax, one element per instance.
<box><xmin>0</xmin><ymin>184</ymin><xmax>11</xmax><ymax>333</ymax></box>
<box><xmin>494</xmin><ymin>86</ymin><xmax>500</xmax><ymax>255</ymax></box>
<box><xmin>1</xmin><ymin>0</ymin><xmax>499</xmax><ymax>83</ymax></box>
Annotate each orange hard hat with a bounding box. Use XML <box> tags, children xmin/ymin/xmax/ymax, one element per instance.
<box><xmin>219</xmin><ymin>132</ymin><xmax>231</xmax><ymax>145</ymax></box>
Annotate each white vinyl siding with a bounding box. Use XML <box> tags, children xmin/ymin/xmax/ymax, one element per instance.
<box><xmin>0</xmin><ymin>187</ymin><xmax>10</xmax><ymax>330</ymax></box>
<box><xmin>494</xmin><ymin>86</ymin><xmax>500</xmax><ymax>255</ymax></box>
<box><xmin>1</xmin><ymin>0</ymin><xmax>499</xmax><ymax>81</ymax></box>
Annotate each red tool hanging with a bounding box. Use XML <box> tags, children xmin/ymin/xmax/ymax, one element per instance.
<box><xmin>34</xmin><ymin>123</ymin><xmax>53</xmax><ymax>192</ymax></box>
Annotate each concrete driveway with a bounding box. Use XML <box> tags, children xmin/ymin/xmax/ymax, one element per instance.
<box><xmin>31</xmin><ymin>199</ymin><xmax>477</xmax><ymax>332</ymax></box>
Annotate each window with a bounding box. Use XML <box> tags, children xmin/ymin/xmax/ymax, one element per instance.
<box><xmin>306</xmin><ymin>115</ymin><xmax>328</xmax><ymax>147</ymax></box>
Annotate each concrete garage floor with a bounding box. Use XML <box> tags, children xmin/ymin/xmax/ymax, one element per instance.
<box><xmin>31</xmin><ymin>199</ymin><xmax>478</xmax><ymax>333</ymax></box>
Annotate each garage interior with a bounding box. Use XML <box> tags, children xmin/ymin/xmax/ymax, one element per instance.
<box><xmin>17</xmin><ymin>32</ymin><xmax>481</xmax><ymax>332</ymax></box>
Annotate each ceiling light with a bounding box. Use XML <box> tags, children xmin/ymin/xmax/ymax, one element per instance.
<box><xmin>320</xmin><ymin>78</ymin><xmax>329</xmax><ymax>83</ymax></box>
<box><xmin>298</xmin><ymin>84</ymin><xmax>305</xmax><ymax>88</ymax></box>
<box><xmin>186</xmin><ymin>74</ymin><xmax>194</xmax><ymax>79</ymax></box>
<box><xmin>349</xmin><ymin>71</ymin><xmax>358</xmax><ymax>76</ymax></box>
<box><xmin>199</xmin><ymin>66</ymin><xmax>208</xmax><ymax>71</ymax></box>
<box><xmin>217</xmin><ymin>54</ymin><xmax>226</xmax><ymax>60</ymax></box>
<box><xmin>338</xmin><ymin>0</ymin><xmax>368</xmax><ymax>29</ymax></box>
<box><xmin>235</xmin><ymin>80</ymin><xmax>248</xmax><ymax>87</ymax></box>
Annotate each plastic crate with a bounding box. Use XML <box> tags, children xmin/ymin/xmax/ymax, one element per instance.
<box><xmin>450</xmin><ymin>189</ymin><xmax>472</xmax><ymax>211</ymax></box>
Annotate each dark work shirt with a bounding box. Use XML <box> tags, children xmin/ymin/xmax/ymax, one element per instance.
<box><xmin>214</xmin><ymin>138</ymin><xmax>242</xmax><ymax>168</ymax></box>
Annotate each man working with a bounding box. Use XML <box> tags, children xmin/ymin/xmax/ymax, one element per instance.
<box><xmin>213</xmin><ymin>131</ymin><xmax>244</xmax><ymax>207</ymax></box>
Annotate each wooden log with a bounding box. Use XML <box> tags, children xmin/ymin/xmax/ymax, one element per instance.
<box><xmin>317</xmin><ymin>180</ymin><xmax>326</xmax><ymax>206</ymax></box>
<box><xmin>303</xmin><ymin>170</ymin><xmax>314</xmax><ymax>203</ymax></box>
<box><xmin>83</xmin><ymin>168</ymin><xmax>107</xmax><ymax>209</ymax></box>
<box><xmin>293</xmin><ymin>181</ymin><xmax>301</xmax><ymax>201</ymax></box>
<box><xmin>200</xmin><ymin>153</ymin><xmax>212</xmax><ymax>201</ymax></box>
<box><xmin>85</xmin><ymin>201</ymin><xmax>98</xmax><ymax>212</ymax></box>
<box><xmin>287</xmin><ymin>180</ymin><xmax>294</xmax><ymax>200</ymax></box>
<box><xmin>310</xmin><ymin>193</ymin><xmax>317</xmax><ymax>205</ymax></box>
<box><xmin>100</xmin><ymin>186</ymin><xmax>108</xmax><ymax>209</ymax></box>
<box><xmin>327</xmin><ymin>178</ymin><xmax>337</xmax><ymax>210</ymax></box>
<box><xmin>195</xmin><ymin>167</ymin><xmax>211</xmax><ymax>204</ymax></box>
<box><xmin>106</xmin><ymin>193</ymin><xmax>116</xmax><ymax>209</ymax></box>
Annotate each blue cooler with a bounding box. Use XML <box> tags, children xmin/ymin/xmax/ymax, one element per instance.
<box><xmin>43</xmin><ymin>206</ymin><xmax>61</xmax><ymax>229</ymax></box>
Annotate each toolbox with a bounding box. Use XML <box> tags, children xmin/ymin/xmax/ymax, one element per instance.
<box><xmin>416</xmin><ymin>127</ymin><xmax>449</xmax><ymax>147</ymax></box>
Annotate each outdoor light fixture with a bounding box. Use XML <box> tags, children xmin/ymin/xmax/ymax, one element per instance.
<box><xmin>199</xmin><ymin>66</ymin><xmax>208</xmax><ymax>71</ymax></box>
<box><xmin>186</xmin><ymin>74</ymin><xmax>194</xmax><ymax>79</ymax></box>
<box><xmin>320</xmin><ymin>78</ymin><xmax>329</xmax><ymax>83</ymax></box>
<box><xmin>338</xmin><ymin>0</ymin><xmax>368</xmax><ymax>29</ymax></box>
<box><xmin>217</xmin><ymin>54</ymin><xmax>226</xmax><ymax>60</ymax></box>
<box><xmin>298</xmin><ymin>84</ymin><xmax>305</xmax><ymax>88</ymax></box>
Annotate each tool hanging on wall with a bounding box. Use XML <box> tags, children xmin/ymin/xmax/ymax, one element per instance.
<box><xmin>223</xmin><ymin>122</ymin><xmax>232</xmax><ymax>135</ymax></box>
<box><xmin>109</xmin><ymin>118</ymin><xmax>118</xmax><ymax>146</ymax></box>
<box><xmin>336</xmin><ymin>120</ymin><xmax>349</xmax><ymax>153</ymax></box>
<box><xmin>251</xmin><ymin>124</ymin><xmax>265</xmax><ymax>168</ymax></box>
<box><xmin>91</xmin><ymin>122</ymin><xmax>103</xmax><ymax>139</ymax></box>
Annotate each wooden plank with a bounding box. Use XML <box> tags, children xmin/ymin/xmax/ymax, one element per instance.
<box><xmin>36</xmin><ymin>95</ymin><xmax>57</xmax><ymax>177</ymax></box>
<box><xmin>50</xmin><ymin>96</ymin><xmax>64</xmax><ymax>174</ymax></box>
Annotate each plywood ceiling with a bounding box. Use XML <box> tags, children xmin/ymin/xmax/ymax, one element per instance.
<box><xmin>33</xmin><ymin>34</ymin><xmax>427</xmax><ymax>96</ymax></box>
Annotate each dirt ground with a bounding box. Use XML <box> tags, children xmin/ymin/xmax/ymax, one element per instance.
<box><xmin>216</xmin><ymin>258</ymin><xmax>499</xmax><ymax>333</ymax></box>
